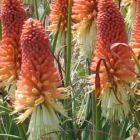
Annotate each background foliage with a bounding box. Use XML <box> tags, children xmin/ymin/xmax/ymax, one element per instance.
<box><xmin>0</xmin><ymin>0</ymin><xmax>139</xmax><ymax>140</ymax></box>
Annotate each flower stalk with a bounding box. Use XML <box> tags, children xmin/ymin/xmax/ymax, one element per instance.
<box><xmin>95</xmin><ymin>99</ymin><xmax>102</xmax><ymax>140</ymax></box>
<box><xmin>111</xmin><ymin>121</ymin><xmax>118</xmax><ymax>140</ymax></box>
<box><xmin>64</xmin><ymin>0</ymin><xmax>77</xmax><ymax>140</ymax></box>
<box><xmin>65</xmin><ymin>0</ymin><xmax>72</xmax><ymax>86</ymax></box>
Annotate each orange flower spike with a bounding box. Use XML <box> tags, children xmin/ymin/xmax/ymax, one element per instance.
<box><xmin>0</xmin><ymin>38</ymin><xmax>16</xmax><ymax>82</ymax></box>
<box><xmin>1</xmin><ymin>0</ymin><xmax>26</xmax><ymax>39</ymax></box>
<box><xmin>14</xmin><ymin>19</ymin><xmax>67</xmax><ymax>139</ymax></box>
<box><xmin>48</xmin><ymin>0</ymin><xmax>68</xmax><ymax>32</ymax></box>
<box><xmin>72</xmin><ymin>0</ymin><xmax>97</xmax><ymax>25</ymax></box>
<box><xmin>90</xmin><ymin>0</ymin><xmax>135</xmax><ymax>121</ymax></box>
<box><xmin>16</xmin><ymin>19</ymin><xmax>66</xmax><ymax>113</ymax></box>
<box><xmin>0</xmin><ymin>0</ymin><xmax>26</xmax><ymax>91</ymax></box>
<box><xmin>91</xmin><ymin>0</ymin><xmax>128</xmax><ymax>81</ymax></box>
<box><xmin>130</xmin><ymin>0</ymin><xmax>140</xmax><ymax>59</ymax></box>
<box><xmin>97</xmin><ymin>0</ymin><xmax>127</xmax><ymax>45</ymax></box>
<box><xmin>72</xmin><ymin>0</ymin><xmax>98</xmax><ymax>58</ymax></box>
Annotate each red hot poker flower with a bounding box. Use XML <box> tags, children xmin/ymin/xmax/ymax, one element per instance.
<box><xmin>1</xmin><ymin>0</ymin><xmax>26</xmax><ymax>39</ymax></box>
<box><xmin>90</xmin><ymin>0</ymin><xmax>135</xmax><ymax>121</ymax></box>
<box><xmin>72</xmin><ymin>0</ymin><xmax>98</xmax><ymax>58</ymax></box>
<box><xmin>91</xmin><ymin>0</ymin><xmax>129</xmax><ymax>81</ymax></box>
<box><xmin>48</xmin><ymin>0</ymin><xmax>68</xmax><ymax>33</ymax></box>
<box><xmin>72</xmin><ymin>0</ymin><xmax>98</xmax><ymax>25</ymax></box>
<box><xmin>130</xmin><ymin>0</ymin><xmax>140</xmax><ymax>59</ymax></box>
<box><xmin>0</xmin><ymin>38</ymin><xmax>17</xmax><ymax>82</ymax></box>
<box><xmin>0</xmin><ymin>0</ymin><xmax>26</xmax><ymax>92</ymax></box>
<box><xmin>48</xmin><ymin>0</ymin><xmax>68</xmax><ymax>50</ymax></box>
<box><xmin>14</xmin><ymin>19</ymin><xmax>67</xmax><ymax>140</ymax></box>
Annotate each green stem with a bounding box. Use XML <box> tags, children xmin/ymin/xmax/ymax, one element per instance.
<box><xmin>96</xmin><ymin>99</ymin><xmax>102</xmax><ymax>140</ymax></box>
<box><xmin>111</xmin><ymin>121</ymin><xmax>119</xmax><ymax>140</ymax></box>
<box><xmin>52</xmin><ymin>16</ymin><xmax>62</xmax><ymax>53</ymax></box>
<box><xmin>6</xmin><ymin>117</ymin><xmax>13</xmax><ymax>140</ymax></box>
<box><xmin>91</xmin><ymin>92</ymin><xmax>96</xmax><ymax>140</ymax></box>
<box><xmin>65</xmin><ymin>0</ymin><xmax>72</xmax><ymax>86</ymax></box>
<box><xmin>17</xmin><ymin>123</ymin><xmax>27</xmax><ymax>140</ymax></box>
<box><xmin>64</xmin><ymin>0</ymin><xmax>76</xmax><ymax>139</ymax></box>
<box><xmin>34</xmin><ymin>0</ymin><xmax>39</xmax><ymax>19</ymax></box>
<box><xmin>119</xmin><ymin>120</ymin><xmax>128</xmax><ymax>139</ymax></box>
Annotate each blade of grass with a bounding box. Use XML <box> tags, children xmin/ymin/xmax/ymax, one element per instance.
<box><xmin>0</xmin><ymin>134</ymin><xmax>22</xmax><ymax>140</ymax></box>
<box><xmin>17</xmin><ymin>123</ymin><xmax>27</xmax><ymax>140</ymax></box>
<box><xmin>119</xmin><ymin>120</ymin><xmax>129</xmax><ymax>139</ymax></box>
<box><xmin>95</xmin><ymin>99</ymin><xmax>102</xmax><ymax>140</ymax></box>
<box><xmin>40</xmin><ymin>0</ymin><xmax>50</xmax><ymax>21</ymax></box>
<box><xmin>52</xmin><ymin>16</ymin><xmax>62</xmax><ymax>53</ymax></box>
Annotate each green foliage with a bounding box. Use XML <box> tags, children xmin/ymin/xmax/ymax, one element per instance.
<box><xmin>0</xmin><ymin>0</ymin><xmax>140</xmax><ymax>140</ymax></box>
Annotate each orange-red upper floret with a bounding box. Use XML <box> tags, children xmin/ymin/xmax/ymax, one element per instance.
<box><xmin>96</xmin><ymin>0</ymin><xmax>128</xmax><ymax>46</ymax></box>
<box><xmin>72</xmin><ymin>0</ymin><xmax>98</xmax><ymax>24</ymax></box>
<box><xmin>0</xmin><ymin>0</ymin><xmax>26</xmax><ymax>83</ymax></box>
<box><xmin>48</xmin><ymin>0</ymin><xmax>68</xmax><ymax>32</ymax></box>
<box><xmin>1</xmin><ymin>0</ymin><xmax>26</xmax><ymax>38</ymax></box>
<box><xmin>130</xmin><ymin>0</ymin><xmax>140</xmax><ymax>59</ymax></box>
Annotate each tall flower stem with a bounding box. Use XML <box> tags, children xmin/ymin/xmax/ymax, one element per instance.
<box><xmin>17</xmin><ymin>123</ymin><xmax>27</xmax><ymax>140</ymax></box>
<box><xmin>91</xmin><ymin>92</ymin><xmax>96</xmax><ymax>140</ymax></box>
<box><xmin>65</xmin><ymin>0</ymin><xmax>72</xmax><ymax>86</ymax></box>
<box><xmin>95</xmin><ymin>98</ymin><xmax>102</xmax><ymax>140</ymax></box>
<box><xmin>52</xmin><ymin>16</ymin><xmax>62</xmax><ymax>53</ymax></box>
<box><xmin>64</xmin><ymin>0</ymin><xmax>76</xmax><ymax>139</ymax></box>
<box><xmin>111</xmin><ymin>121</ymin><xmax>119</xmax><ymax>140</ymax></box>
<box><xmin>34</xmin><ymin>0</ymin><xmax>39</xmax><ymax>19</ymax></box>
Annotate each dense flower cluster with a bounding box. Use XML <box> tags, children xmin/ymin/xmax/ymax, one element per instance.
<box><xmin>14</xmin><ymin>19</ymin><xmax>67</xmax><ymax>140</ymax></box>
<box><xmin>48</xmin><ymin>0</ymin><xmax>68</xmax><ymax>33</ymax></box>
<box><xmin>72</xmin><ymin>0</ymin><xmax>98</xmax><ymax>58</ymax></box>
<box><xmin>90</xmin><ymin>0</ymin><xmax>135</xmax><ymax>121</ymax></box>
<box><xmin>1</xmin><ymin>0</ymin><xmax>26</xmax><ymax>38</ymax></box>
<box><xmin>72</xmin><ymin>0</ymin><xmax>97</xmax><ymax>24</ymax></box>
<box><xmin>0</xmin><ymin>0</ymin><xmax>26</xmax><ymax>91</ymax></box>
<box><xmin>48</xmin><ymin>0</ymin><xmax>69</xmax><ymax>51</ymax></box>
<box><xmin>130</xmin><ymin>0</ymin><xmax>140</xmax><ymax>59</ymax></box>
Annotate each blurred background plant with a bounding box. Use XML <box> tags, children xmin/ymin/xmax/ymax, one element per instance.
<box><xmin>0</xmin><ymin>0</ymin><xmax>140</xmax><ymax>140</ymax></box>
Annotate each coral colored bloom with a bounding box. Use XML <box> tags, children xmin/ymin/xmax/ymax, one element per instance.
<box><xmin>72</xmin><ymin>0</ymin><xmax>98</xmax><ymax>58</ymax></box>
<box><xmin>0</xmin><ymin>0</ymin><xmax>26</xmax><ymax>91</ymax></box>
<box><xmin>1</xmin><ymin>0</ymin><xmax>26</xmax><ymax>39</ymax></box>
<box><xmin>130</xmin><ymin>0</ymin><xmax>140</xmax><ymax>59</ymax></box>
<box><xmin>48</xmin><ymin>0</ymin><xmax>68</xmax><ymax>50</ymax></box>
<box><xmin>90</xmin><ymin>0</ymin><xmax>135</xmax><ymax>121</ymax></box>
<box><xmin>72</xmin><ymin>0</ymin><xmax>97</xmax><ymax>25</ymax></box>
<box><xmin>0</xmin><ymin>38</ymin><xmax>17</xmax><ymax>82</ymax></box>
<box><xmin>14</xmin><ymin>19</ymin><xmax>67</xmax><ymax>140</ymax></box>
<box><xmin>48</xmin><ymin>0</ymin><xmax>68</xmax><ymax>33</ymax></box>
